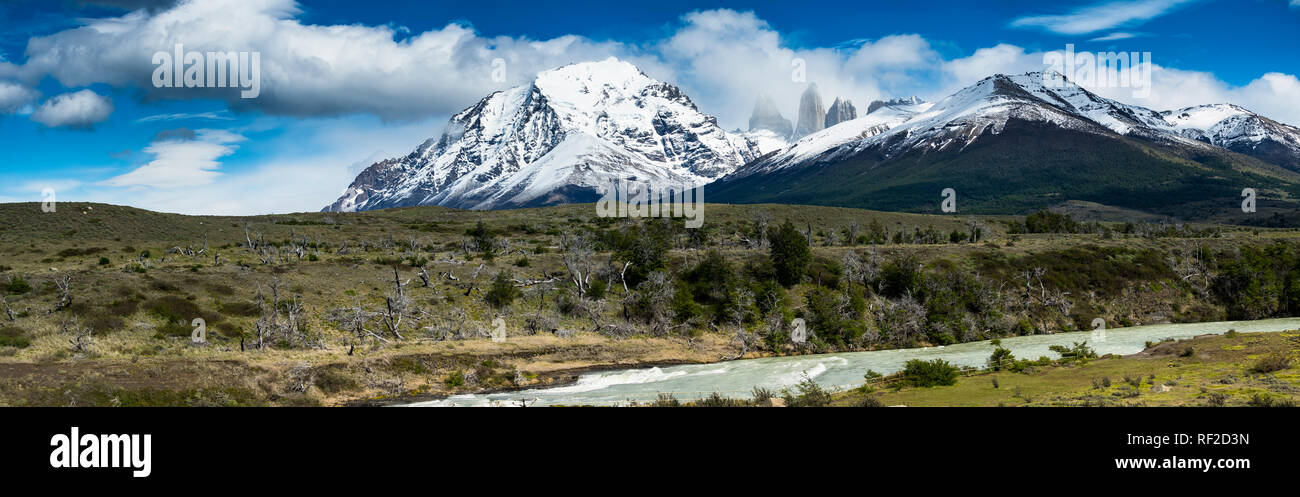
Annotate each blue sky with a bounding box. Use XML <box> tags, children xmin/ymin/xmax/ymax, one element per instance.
<box><xmin>1</xmin><ymin>0</ymin><xmax>1297</xmax><ymax>214</ymax></box>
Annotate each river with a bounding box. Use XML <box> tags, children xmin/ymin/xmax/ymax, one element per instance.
<box><xmin>404</xmin><ymin>317</ymin><xmax>1300</xmax><ymax>407</ymax></box>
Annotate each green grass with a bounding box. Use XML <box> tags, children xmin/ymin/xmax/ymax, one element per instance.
<box><xmin>836</xmin><ymin>331</ymin><xmax>1300</xmax><ymax>407</ymax></box>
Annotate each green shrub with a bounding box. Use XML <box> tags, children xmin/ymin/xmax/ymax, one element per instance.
<box><xmin>782</xmin><ymin>377</ymin><xmax>833</xmax><ymax>407</ymax></box>
<box><xmin>1050</xmin><ymin>341</ymin><xmax>1098</xmax><ymax>362</ymax></box>
<box><xmin>857</xmin><ymin>395</ymin><xmax>884</xmax><ymax>407</ymax></box>
<box><xmin>693</xmin><ymin>392</ymin><xmax>745</xmax><ymax>407</ymax></box>
<box><xmin>144</xmin><ymin>296</ymin><xmax>202</xmax><ymax>323</ymax></box>
<box><xmin>901</xmin><ymin>359</ymin><xmax>959</xmax><ymax>387</ymax></box>
<box><xmin>1249</xmin><ymin>353</ymin><xmax>1291</xmax><ymax>374</ymax></box>
<box><xmin>649</xmin><ymin>393</ymin><xmax>680</xmax><ymax>407</ymax></box>
<box><xmin>768</xmin><ymin>220</ymin><xmax>810</xmax><ymax>287</ymax></box>
<box><xmin>6</xmin><ymin>276</ymin><xmax>31</xmax><ymax>295</ymax></box>
<box><xmin>98</xmin><ymin>257</ymin><xmax>110</xmax><ymax>265</ymax></box>
<box><xmin>484</xmin><ymin>271</ymin><xmax>521</xmax><ymax>309</ymax></box>
<box><xmin>587</xmin><ymin>278</ymin><xmax>607</xmax><ymax>300</ymax></box>
<box><xmin>218</xmin><ymin>301</ymin><xmax>261</xmax><ymax>317</ymax></box>
<box><xmin>987</xmin><ymin>346</ymin><xmax>1016</xmax><ymax>371</ymax></box>
<box><xmin>0</xmin><ymin>326</ymin><xmax>30</xmax><ymax>348</ymax></box>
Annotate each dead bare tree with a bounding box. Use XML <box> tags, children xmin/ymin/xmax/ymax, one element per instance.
<box><xmin>742</xmin><ymin>210</ymin><xmax>772</xmax><ymax>249</ymax></box>
<box><xmin>560</xmin><ymin>231</ymin><xmax>595</xmax><ymax>296</ymax></box>
<box><xmin>380</xmin><ymin>266</ymin><xmax>413</xmax><ymax>340</ymax></box>
<box><xmin>417</xmin><ymin>264</ymin><xmax>432</xmax><ymax>287</ymax></box>
<box><xmin>243</xmin><ymin>222</ymin><xmax>265</xmax><ymax>252</ymax></box>
<box><xmin>1169</xmin><ymin>240</ymin><xmax>1213</xmax><ymax>292</ymax></box>
<box><xmin>330</xmin><ymin>301</ymin><xmax>386</xmax><ymax>354</ymax></box>
<box><xmin>1</xmin><ymin>295</ymin><xmax>15</xmax><ymax>321</ymax></box>
<box><xmin>53</xmin><ymin>273</ymin><xmax>72</xmax><ymax>311</ymax></box>
<box><xmin>62</xmin><ymin>318</ymin><xmax>93</xmax><ymax>354</ymax></box>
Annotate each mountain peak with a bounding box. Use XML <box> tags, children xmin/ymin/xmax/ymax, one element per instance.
<box><xmin>749</xmin><ymin>92</ymin><xmax>793</xmax><ymax>136</ymax></box>
<box><xmin>825</xmin><ymin>97</ymin><xmax>857</xmax><ymax>128</ymax></box>
<box><xmin>794</xmin><ymin>83</ymin><xmax>826</xmax><ymax>138</ymax></box>
<box><xmin>325</xmin><ymin>58</ymin><xmax>759</xmax><ymax>212</ymax></box>
<box><xmin>537</xmin><ymin>57</ymin><xmax>646</xmax><ymax>84</ymax></box>
<box><xmin>866</xmin><ymin>96</ymin><xmax>927</xmax><ymax>114</ymax></box>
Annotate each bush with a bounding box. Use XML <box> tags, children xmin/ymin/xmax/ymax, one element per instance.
<box><xmin>1249</xmin><ymin>353</ymin><xmax>1291</xmax><ymax>374</ymax></box>
<box><xmin>467</xmin><ymin>221</ymin><xmax>496</xmax><ymax>258</ymax></box>
<box><xmin>484</xmin><ymin>271</ymin><xmax>522</xmax><ymax>309</ymax></box>
<box><xmin>768</xmin><ymin>220</ymin><xmax>810</xmax><ymax>287</ymax></box>
<box><xmin>693</xmin><ymin>392</ymin><xmax>745</xmax><ymax>407</ymax></box>
<box><xmin>857</xmin><ymin>395</ymin><xmax>884</xmax><ymax>407</ymax></box>
<box><xmin>144</xmin><ymin>296</ymin><xmax>203</xmax><ymax>323</ymax></box>
<box><xmin>782</xmin><ymin>376</ymin><xmax>833</xmax><ymax>407</ymax></box>
<box><xmin>651</xmin><ymin>393</ymin><xmax>680</xmax><ymax>407</ymax></box>
<box><xmin>1050</xmin><ymin>341</ymin><xmax>1098</xmax><ymax>362</ymax></box>
<box><xmin>6</xmin><ymin>276</ymin><xmax>31</xmax><ymax>295</ymax></box>
<box><xmin>987</xmin><ymin>346</ymin><xmax>1016</xmax><ymax>371</ymax></box>
<box><xmin>901</xmin><ymin>359</ymin><xmax>959</xmax><ymax>387</ymax></box>
<box><xmin>0</xmin><ymin>326</ymin><xmax>30</xmax><ymax>348</ymax></box>
<box><xmin>98</xmin><ymin>257</ymin><xmax>110</xmax><ymax>265</ymax></box>
<box><xmin>1245</xmin><ymin>393</ymin><xmax>1293</xmax><ymax>407</ymax></box>
<box><xmin>587</xmin><ymin>278</ymin><xmax>607</xmax><ymax>300</ymax></box>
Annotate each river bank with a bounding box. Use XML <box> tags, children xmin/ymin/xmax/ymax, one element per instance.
<box><xmin>399</xmin><ymin>317</ymin><xmax>1300</xmax><ymax>406</ymax></box>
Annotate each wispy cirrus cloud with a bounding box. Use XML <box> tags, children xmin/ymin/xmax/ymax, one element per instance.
<box><xmin>134</xmin><ymin>110</ymin><xmax>234</xmax><ymax>123</ymax></box>
<box><xmin>1089</xmin><ymin>32</ymin><xmax>1142</xmax><ymax>41</ymax></box>
<box><xmin>1011</xmin><ymin>0</ymin><xmax>1197</xmax><ymax>35</ymax></box>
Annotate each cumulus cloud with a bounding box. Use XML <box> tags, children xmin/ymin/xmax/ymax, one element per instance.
<box><xmin>100</xmin><ymin>128</ymin><xmax>243</xmax><ymax>188</ymax></box>
<box><xmin>12</xmin><ymin>0</ymin><xmax>652</xmax><ymax>121</ymax></box>
<box><xmin>0</xmin><ymin>81</ymin><xmax>39</xmax><ymax>113</ymax></box>
<box><xmin>29</xmin><ymin>89</ymin><xmax>114</xmax><ymax>128</ymax></box>
<box><xmin>1011</xmin><ymin>0</ymin><xmax>1196</xmax><ymax>35</ymax></box>
<box><xmin>1076</xmin><ymin>64</ymin><xmax>1300</xmax><ymax>124</ymax></box>
<box><xmin>658</xmin><ymin>10</ymin><xmax>967</xmax><ymax>129</ymax></box>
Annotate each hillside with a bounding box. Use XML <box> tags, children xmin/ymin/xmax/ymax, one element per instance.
<box><xmin>711</xmin><ymin>119</ymin><xmax>1300</xmax><ymax>218</ymax></box>
<box><xmin>3</xmin><ymin>200</ymin><xmax>1300</xmax><ymax>406</ymax></box>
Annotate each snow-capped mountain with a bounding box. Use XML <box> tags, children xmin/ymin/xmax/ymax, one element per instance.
<box><xmin>726</xmin><ymin>72</ymin><xmax>1240</xmax><ymax>178</ymax></box>
<box><xmin>1162</xmin><ymin>104</ymin><xmax>1300</xmax><ymax>170</ymax></box>
<box><xmin>325</xmin><ymin>57</ymin><xmax>761</xmax><ymax>211</ymax></box>
<box><xmin>709</xmin><ymin>71</ymin><xmax>1300</xmax><ymax>217</ymax></box>
<box><xmin>725</xmin><ymin>101</ymin><xmax>930</xmax><ymax>179</ymax></box>
<box><xmin>865</xmin><ymin>96</ymin><xmax>927</xmax><ymax>114</ymax></box>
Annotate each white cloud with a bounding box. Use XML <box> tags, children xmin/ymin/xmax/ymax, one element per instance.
<box><xmin>657</xmin><ymin>10</ymin><xmax>961</xmax><ymax>129</ymax></box>
<box><xmin>942</xmin><ymin>44</ymin><xmax>1047</xmax><ymax>92</ymax></box>
<box><xmin>1011</xmin><ymin>0</ymin><xmax>1196</xmax><ymax>35</ymax></box>
<box><xmin>100</xmin><ymin>128</ymin><xmax>243</xmax><ymax>188</ymax></box>
<box><xmin>1292</xmin><ymin>0</ymin><xmax>1299</xmax><ymax>8</ymax></box>
<box><xmin>1090</xmin><ymin>32</ymin><xmax>1141</xmax><ymax>41</ymax></box>
<box><xmin>79</xmin><ymin>116</ymin><xmax>438</xmax><ymax>215</ymax></box>
<box><xmin>135</xmin><ymin>110</ymin><xmax>233</xmax><ymax>122</ymax></box>
<box><xmin>29</xmin><ymin>89</ymin><xmax>114</xmax><ymax>128</ymax></box>
<box><xmin>0</xmin><ymin>81</ymin><xmax>38</xmax><ymax>113</ymax></box>
<box><xmin>11</xmin><ymin>0</ymin><xmax>649</xmax><ymax>121</ymax></box>
<box><xmin>1082</xmin><ymin>65</ymin><xmax>1300</xmax><ymax>124</ymax></box>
